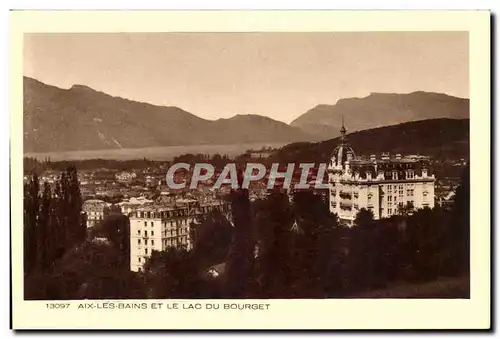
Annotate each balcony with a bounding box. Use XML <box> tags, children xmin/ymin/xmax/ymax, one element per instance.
<box><xmin>339</xmin><ymin>192</ymin><xmax>352</xmax><ymax>199</ymax></box>
<box><xmin>340</xmin><ymin>201</ymin><xmax>352</xmax><ymax>208</ymax></box>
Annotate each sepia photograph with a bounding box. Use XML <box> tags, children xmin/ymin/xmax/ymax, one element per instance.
<box><xmin>10</xmin><ymin>10</ymin><xmax>490</xmax><ymax>330</ymax></box>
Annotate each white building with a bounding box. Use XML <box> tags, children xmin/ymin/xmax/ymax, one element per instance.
<box><xmin>115</xmin><ymin>171</ymin><xmax>137</xmax><ymax>183</ymax></box>
<box><xmin>117</xmin><ymin>196</ymin><xmax>154</xmax><ymax>216</ymax></box>
<box><xmin>328</xmin><ymin>122</ymin><xmax>435</xmax><ymax>226</ymax></box>
<box><xmin>129</xmin><ymin>199</ymin><xmax>231</xmax><ymax>272</ymax></box>
<box><xmin>82</xmin><ymin>199</ymin><xmax>111</xmax><ymax>228</ymax></box>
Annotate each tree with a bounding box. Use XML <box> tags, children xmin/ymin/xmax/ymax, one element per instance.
<box><xmin>95</xmin><ymin>215</ymin><xmax>131</xmax><ymax>271</ymax></box>
<box><xmin>444</xmin><ymin>163</ymin><xmax>470</xmax><ymax>276</ymax></box>
<box><xmin>24</xmin><ymin>166</ymin><xmax>87</xmax><ymax>299</ymax></box>
<box><xmin>288</xmin><ymin>191</ymin><xmax>340</xmax><ymax>297</ymax></box>
<box><xmin>25</xmin><ymin>240</ymin><xmax>146</xmax><ymax>300</ymax></box>
<box><xmin>224</xmin><ymin>176</ymin><xmax>255</xmax><ymax>298</ymax></box>
<box><xmin>23</xmin><ymin>173</ymin><xmax>39</xmax><ymax>276</ymax></box>
<box><xmin>354</xmin><ymin>208</ymin><xmax>374</xmax><ymax>227</ymax></box>
<box><xmin>252</xmin><ymin>190</ymin><xmax>294</xmax><ymax>298</ymax></box>
<box><xmin>191</xmin><ymin>210</ymin><xmax>233</xmax><ymax>270</ymax></box>
<box><xmin>143</xmin><ymin>248</ymin><xmax>200</xmax><ymax>298</ymax></box>
<box><xmin>397</xmin><ymin>201</ymin><xmax>415</xmax><ymax>217</ymax></box>
<box><xmin>403</xmin><ymin>207</ymin><xmax>444</xmax><ymax>282</ymax></box>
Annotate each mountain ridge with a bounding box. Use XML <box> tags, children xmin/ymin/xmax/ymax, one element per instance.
<box><xmin>23</xmin><ymin>77</ymin><xmax>313</xmax><ymax>153</ymax></box>
<box><xmin>23</xmin><ymin>76</ymin><xmax>470</xmax><ymax>153</ymax></box>
<box><xmin>291</xmin><ymin>91</ymin><xmax>469</xmax><ymax>139</ymax></box>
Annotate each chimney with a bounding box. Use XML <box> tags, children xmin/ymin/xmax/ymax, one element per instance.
<box><xmin>395</xmin><ymin>154</ymin><xmax>402</xmax><ymax>160</ymax></box>
<box><xmin>381</xmin><ymin>152</ymin><xmax>390</xmax><ymax>161</ymax></box>
<box><xmin>370</xmin><ymin>154</ymin><xmax>376</xmax><ymax>161</ymax></box>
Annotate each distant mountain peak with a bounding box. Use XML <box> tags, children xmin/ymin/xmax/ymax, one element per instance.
<box><xmin>70</xmin><ymin>84</ymin><xmax>96</xmax><ymax>92</ymax></box>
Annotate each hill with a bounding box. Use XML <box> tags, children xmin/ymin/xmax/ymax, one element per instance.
<box><xmin>23</xmin><ymin>77</ymin><xmax>312</xmax><ymax>153</ymax></box>
<box><xmin>271</xmin><ymin>118</ymin><xmax>470</xmax><ymax>163</ymax></box>
<box><xmin>290</xmin><ymin>92</ymin><xmax>469</xmax><ymax>140</ymax></box>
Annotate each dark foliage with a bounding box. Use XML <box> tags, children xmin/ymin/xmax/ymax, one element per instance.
<box><xmin>271</xmin><ymin>119</ymin><xmax>469</xmax><ymax>164</ymax></box>
<box><xmin>24</xmin><ymin>164</ymin><xmax>470</xmax><ymax>299</ymax></box>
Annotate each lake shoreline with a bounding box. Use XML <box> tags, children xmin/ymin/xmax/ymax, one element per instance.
<box><xmin>24</xmin><ymin>142</ymin><xmax>288</xmax><ymax>161</ymax></box>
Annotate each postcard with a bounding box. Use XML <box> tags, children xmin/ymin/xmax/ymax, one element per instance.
<box><xmin>10</xmin><ymin>10</ymin><xmax>490</xmax><ymax>330</ymax></box>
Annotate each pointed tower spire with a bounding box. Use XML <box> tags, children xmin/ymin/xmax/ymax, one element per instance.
<box><xmin>340</xmin><ymin>115</ymin><xmax>347</xmax><ymax>144</ymax></box>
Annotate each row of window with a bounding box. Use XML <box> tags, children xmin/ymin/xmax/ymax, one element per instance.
<box><xmin>164</xmin><ymin>237</ymin><xmax>188</xmax><ymax>246</ymax></box>
<box><xmin>387</xmin><ymin>195</ymin><xmax>415</xmax><ymax>204</ymax></box>
<box><xmin>137</xmin><ymin>230</ymin><xmax>154</xmax><ymax>237</ymax></box>
<box><xmin>137</xmin><ymin>238</ymin><xmax>155</xmax><ymax>246</ymax></box>
<box><xmin>387</xmin><ymin>201</ymin><xmax>415</xmax><ymax>215</ymax></box>
<box><xmin>136</xmin><ymin>206</ymin><xmax>228</xmax><ymax>219</ymax></box>
<box><xmin>142</xmin><ymin>219</ymin><xmax>190</xmax><ymax>228</ymax></box>
<box><xmin>136</xmin><ymin>228</ymin><xmax>190</xmax><ymax>238</ymax></box>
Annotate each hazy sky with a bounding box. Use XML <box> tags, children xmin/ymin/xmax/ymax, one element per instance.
<box><xmin>24</xmin><ymin>32</ymin><xmax>468</xmax><ymax>123</ymax></box>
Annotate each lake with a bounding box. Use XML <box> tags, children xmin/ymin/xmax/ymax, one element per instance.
<box><xmin>24</xmin><ymin>142</ymin><xmax>288</xmax><ymax>161</ymax></box>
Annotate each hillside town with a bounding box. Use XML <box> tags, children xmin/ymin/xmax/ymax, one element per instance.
<box><xmin>23</xmin><ymin>123</ymin><xmax>468</xmax><ymax>274</ymax></box>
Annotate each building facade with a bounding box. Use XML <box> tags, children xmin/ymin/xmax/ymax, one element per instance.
<box><xmin>115</xmin><ymin>171</ymin><xmax>137</xmax><ymax>183</ymax></box>
<box><xmin>129</xmin><ymin>199</ymin><xmax>231</xmax><ymax>272</ymax></box>
<box><xmin>82</xmin><ymin>199</ymin><xmax>111</xmax><ymax>228</ymax></box>
<box><xmin>328</xmin><ymin>122</ymin><xmax>435</xmax><ymax>226</ymax></box>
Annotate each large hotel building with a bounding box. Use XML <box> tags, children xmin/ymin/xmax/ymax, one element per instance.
<box><xmin>129</xmin><ymin>199</ymin><xmax>231</xmax><ymax>272</ymax></box>
<box><xmin>328</xmin><ymin>122</ymin><xmax>435</xmax><ymax>225</ymax></box>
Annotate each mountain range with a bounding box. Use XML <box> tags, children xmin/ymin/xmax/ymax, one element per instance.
<box><xmin>23</xmin><ymin>77</ymin><xmax>312</xmax><ymax>153</ymax></box>
<box><xmin>23</xmin><ymin>77</ymin><xmax>469</xmax><ymax>153</ymax></box>
<box><xmin>290</xmin><ymin>91</ymin><xmax>469</xmax><ymax>139</ymax></box>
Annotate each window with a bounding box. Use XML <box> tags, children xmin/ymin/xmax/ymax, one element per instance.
<box><xmin>387</xmin><ymin>185</ymin><xmax>392</xmax><ymax>194</ymax></box>
<box><xmin>138</xmin><ymin>257</ymin><xmax>141</xmax><ymax>263</ymax></box>
<box><xmin>145</xmin><ymin>248</ymin><xmax>148</xmax><ymax>254</ymax></box>
<box><xmin>138</xmin><ymin>267</ymin><xmax>142</xmax><ymax>272</ymax></box>
<box><xmin>388</xmin><ymin>208</ymin><xmax>392</xmax><ymax>215</ymax></box>
<box><xmin>151</xmin><ymin>231</ymin><xmax>154</xmax><ymax>236</ymax></box>
<box><xmin>151</xmin><ymin>240</ymin><xmax>155</xmax><ymax>246</ymax></box>
<box><xmin>392</xmin><ymin>171</ymin><xmax>398</xmax><ymax>180</ymax></box>
<box><xmin>138</xmin><ymin>239</ymin><xmax>141</xmax><ymax>245</ymax></box>
<box><xmin>407</xmin><ymin>170</ymin><xmax>415</xmax><ymax>179</ymax></box>
<box><xmin>144</xmin><ymin>221</ymin><xmax>147</xmax><ymax>227</ymax></box>
<box><xmin>145</xmin><ymin>231</ymin><xmax>148</xmax><ymax>237</ymax></box>
<box><xmin>137</xmin><ymin>230</ymin><xmax>141</xmax><ymax>235</ymax></box>
<box><xmin>150</xmin><ymin>221</ymin><xmax>154</xmax><ymax>227</ymax></box>
<box><xmin>144</xmin><ymin>239</ymin><xmax>148</xmax><ymax>245</ymax></box>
